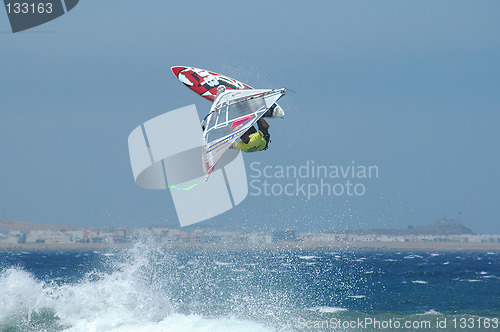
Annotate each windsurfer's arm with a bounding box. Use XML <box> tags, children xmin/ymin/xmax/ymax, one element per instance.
<box><xmin>232</xmin><ymin>142</ymin><xmax>244</xmax><ymax>150</ymax></box>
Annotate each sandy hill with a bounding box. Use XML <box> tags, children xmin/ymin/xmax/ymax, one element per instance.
<box><xmin>352</xmin><ymin>219</ymin><xmax>474</xmax><ymax>236</ymax></box>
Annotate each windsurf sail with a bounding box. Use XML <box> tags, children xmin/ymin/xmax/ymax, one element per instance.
<box><xmin>201</xmin><ymin>88</ymin><xmax>286</xmax><ymax>180</ymax></box>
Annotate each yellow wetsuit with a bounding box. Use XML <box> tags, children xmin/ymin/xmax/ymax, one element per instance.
<box><xmin>232</xmin><ymin>130</ymin><xmax>268</xmax><ymax>152</ymax></box>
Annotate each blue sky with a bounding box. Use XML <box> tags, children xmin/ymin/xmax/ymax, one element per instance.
<box><xmin>1</xmin><ymin>1</ymin><xmax>499</xmax><ymax>233</ymax></box>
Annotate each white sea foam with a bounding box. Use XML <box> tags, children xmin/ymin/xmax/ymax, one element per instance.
<box><xmin>0</xmin><ymin>243</ymin><xmax>277</xmax><ymax>332</ymax></box>
<box><xmin>411</xmin><ymin>280</ymin><xmax>428</xmax><ymax>284</ymax></box>
<box><xmin>404</xmin><ymin>255</ymin><xmax>423</xmax><ymax>259</ymax></box>
<box><xmin>325</xmin><ymin>253</ymin><xmax>342</xmax><ymax>259</ymax></box>
<box><xmin>348</xmin><ymin>295</ymin><xmax>366</xmax><ymax>299</ymax></box>
<box><xmin>419</xmin><ymin>309</ymin><xmax>442</xmax><ymax>315</ymax></box>
<box><xmin>63</xmin><ymin>314</ymin><xmax>273</xmax><ymax>332</ymax></box>
<box><xmin>297</xmin><ymin>255</ymin><xmax>319</xmax><ymax>260</ymax></box>
<box><xmin>308</xmin><ymin>306</ymin><xmax>348</xmax><ymax>313</ymax></box>
<box><xmin>214</xmin><ymin>261</ymin><xmax>232</xmax><ymax>266</ymax></box>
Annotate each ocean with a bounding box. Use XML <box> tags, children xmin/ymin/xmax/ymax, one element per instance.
<box><xmin>1</xmin><ymin>243</ymin><xmax>499</xmax><ymax>331</ymax></box>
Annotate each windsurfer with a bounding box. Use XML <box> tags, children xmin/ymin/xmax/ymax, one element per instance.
<box><xmin>231</xmin><ymin>117</ymin><xmax>270</xmax><ymax>152</ymax></box>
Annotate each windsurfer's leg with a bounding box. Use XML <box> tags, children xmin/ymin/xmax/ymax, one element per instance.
<box><xmin>246</xmin><ymin>126</ymin><xmax>257</xmax><ymax>135</ymax></box>
<box><xmin>257</xmin><ymin>118</ymin><xmax>269</xmax><ymax>131</ymax></box>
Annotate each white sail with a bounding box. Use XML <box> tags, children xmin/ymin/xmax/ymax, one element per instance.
<box><xmin>202</xmin><ymin>88</ymin><xmax>286</xmax><ymax>180</ymax></box>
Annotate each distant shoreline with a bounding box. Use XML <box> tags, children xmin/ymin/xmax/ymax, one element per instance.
<box><xmin>1</xmin><ymin>241</ymin><xmax>500</xmax><ymax>252</ymax></box>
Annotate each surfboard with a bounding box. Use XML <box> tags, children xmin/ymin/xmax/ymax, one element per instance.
<box><xmin>171</xmin><ymin>66</ymin><xmax>285</xmax><ymax>118</ymax></box>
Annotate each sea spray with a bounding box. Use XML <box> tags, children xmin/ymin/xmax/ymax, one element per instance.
<box><xmin>0</xmin><ymin>242</ymin><xmax>282</xmax><ymax>331</ymax></box>
<box><xmin>3</xmin><ymin>248</ymin><xmax>500</xmax><ymax>332</ymax></box>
